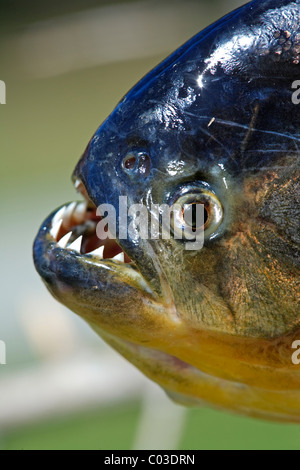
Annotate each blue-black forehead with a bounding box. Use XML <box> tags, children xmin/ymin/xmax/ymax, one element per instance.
<box><xmin>111</xmin><ymin>0</ymin><xmax>300</xmax><ymax>131</ymax></box>
<box><xmin>122</xmin><ymin>0</ymin><xmax>299</xmax><ymax>103</ymax></box>
<box><xmin>109</xmin><ymin>0</ymin><xmax>299</xmax><ymax>172</ymax></box>
<box><xmin>78</xmin><ymin>0</ymin><xmax>300</xmax><ymax>184</ymax></box>
<box><xmin>107</xmin><ymin>82</ymin><xmax>298</xmax><ymax>175</ymax></box>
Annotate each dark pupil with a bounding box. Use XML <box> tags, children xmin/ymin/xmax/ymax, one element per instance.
<box><xmin>191</xmin><ymin>204</ymin><xmax>198</xmax><ymax>231</ymax></box>
<box><xmin>124</xmin><ymin>156</ymin><xmax>136</xmax><ymax>170</ymax></box>
<box><xmin>184</xmin><ymin>203</ymin><xmax>209</xmax><ymax>231</ymax></box>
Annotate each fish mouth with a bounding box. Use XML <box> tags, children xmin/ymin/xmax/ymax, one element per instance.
<box><xmin>33</xmin><ymin>178</ymin><xmax>168</xmax><ymax>305</ymax></box>
<box><xmin>48</xmin><ymin>200</ymin><xmax>134</xmax><ymax>268</ymax></box>
<box><xmin>33</xmin><ymin>176</ymin><xmax>180</xmax><ymax>353</ymax></box>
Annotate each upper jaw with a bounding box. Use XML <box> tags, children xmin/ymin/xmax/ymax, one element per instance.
<box><xmin>72</xmin><ymin>171</ymin><xmax>172</xmax><ymax>298</ymax></box>
<box><xmin>35</xmin><ymin>147</ymin><xmax>176</xmax><ymax>302</ymax></box>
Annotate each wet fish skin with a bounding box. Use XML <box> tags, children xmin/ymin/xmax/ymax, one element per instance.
<box><xmin>34</xmin><ymin>0</ymin><xmax>300</xmax><ymax>421</ymax></box>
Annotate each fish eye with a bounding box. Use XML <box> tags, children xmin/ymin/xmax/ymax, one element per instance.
<box><xmin>171</xmin><ymin>190</ymin><xmax>223</xmax><ymax>240</ymax></box>
<box><xmin>122</xmin><ymin>151</ymin><xmax>151</xmax><ymax>178</ymax></box>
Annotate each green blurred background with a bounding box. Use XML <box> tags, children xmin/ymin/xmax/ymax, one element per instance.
<box><xmin>1</xmin><ymin>0</ymin><xmax>300</xmax><ymax>450</ymax></box>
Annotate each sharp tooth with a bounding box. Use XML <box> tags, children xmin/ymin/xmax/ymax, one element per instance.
<box><xmin>50</xmin><ymin>219</ymin><xmax>63</xmax><ymax>240</ymax></box>
<box><xmin>90</xmin><ymin>246</ymin><xmax>104</xmax><ymax>258</ymax></box>
<box><xmin>68</xmin><ymin>235</ymin><xmax>83</xmax><ymax>253</ymax></box>
<box><xmin>113</xmin><ymin>252</ymin><xmax>125</xmax><ymax>262</ymax></box>
<box><xmin>63</xmin><ymin>202</ymin><xmax>77</xmax><ymax>228</ymax></box>
<box><xmin>52</xmin><ymin>206</ymin><xmax>66</xmax><ymax>227</ymax></box>
<box><xmin>73</xmin><ymin>202</ymin><xmax>87</xmax><ymax>224</ymax></box>
<box><xmin>66</xmin><ymin>201</ymin><xmax>77</xmax><ymax>216</ymax></box>
<box><xmin>58</xmin><ymin>232</ymin><xmax>72</xmax><ymax>248</ymax></box>
<box><xmin>74</xmin><ymin>179</ymin><xmax>81</xmax><ymax>190</ymax></box>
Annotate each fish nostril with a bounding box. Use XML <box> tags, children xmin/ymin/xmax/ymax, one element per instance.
<box><xmin>122</xmin><ymin>152</ymin><xmax>151</xmax><ymax>178</ymax></box>
<box><xmin>123</xmin><ymin>154</ymin><xmax>137</xmax><ymax>170</ymax></box>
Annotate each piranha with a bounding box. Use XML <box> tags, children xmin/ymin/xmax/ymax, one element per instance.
<box><xmin>33</xmin><ymin>0</ymin><xmax>300</xmax><ymax>422</ymax></box>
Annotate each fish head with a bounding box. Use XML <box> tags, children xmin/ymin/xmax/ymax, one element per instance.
<box><xmin>34</xmin><ymin>0</ymin><xmax>300</xmax><ymax>420</ymax></box>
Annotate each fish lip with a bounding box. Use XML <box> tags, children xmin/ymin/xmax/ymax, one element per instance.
<box><xmin>33</xmin><ymin>202</ymin><xmax>164</xmax><ymax>302</ymax></box>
